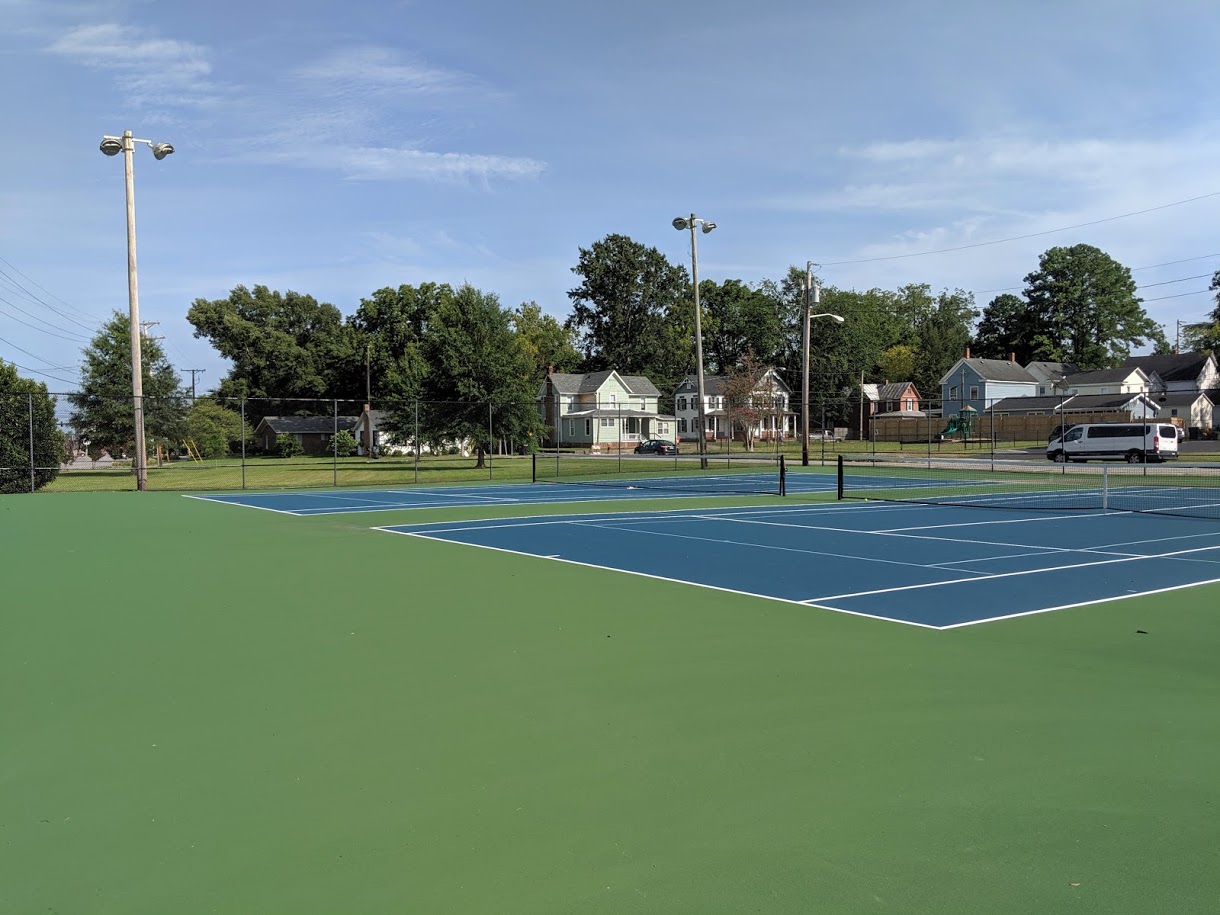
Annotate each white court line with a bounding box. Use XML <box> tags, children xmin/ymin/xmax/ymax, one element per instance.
<box><xmin>941</xmin><ymin>577</ymin><xmax>1220</xmax><ymax>629</ymax></box>
<box><xmin>547</xmin><ymin>519</ymin><xmax>997</xmax><ymax>577</ymax></box>
<box><xmin>805</xmin><ymin>542</ymin><xmax>1220</xmax><ymax>603</ymax></box>
<box><xmin>182</xmin><ymin>494</ymin><xmax>302</xmax><ymax>515</ymax></box>
<box><xmin>377</xmin><ymin>527</ymin><xmax>941</xmax><ymax>630</ymax></box>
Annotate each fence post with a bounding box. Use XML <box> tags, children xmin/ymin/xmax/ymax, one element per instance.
<box><xmin>28</xmin><ymin>391</ymin><xmax>35</xmax><ymax>493</ymax></box>
<box><xmin>333</xmin><ymin>399</ymin><xmax>339</xmax><ymax>487</ymax></box>
<box><xmin>488</xmin><ymin>400</ymin><xmax>493</xmax><ymax>479</ymax></box>
<box><xmin>241</xmin><ymin>398</ymin><xmax>247</xmax><ymax>489</ymax></box>
<box><xmin>414</xmin><ymin>400</ymin><xmax>420</xmax><ymax>484</ymax></box>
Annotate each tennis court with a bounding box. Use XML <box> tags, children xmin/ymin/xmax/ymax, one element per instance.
<box><xmin>378</xmin><ymin>500</ymin><xmax>1220</xmax><ymax>628</ymax></box>
<box><xmin>7</xmin><ymin>479</ymin><xmax>1220</xmax><ymax>913</ymax></box>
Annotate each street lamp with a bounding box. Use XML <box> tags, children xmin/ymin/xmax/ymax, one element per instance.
<box><xmin>673</xmin><ymin>214</ymin><xmax>716</xmax><ymax>467</ymax></box>
<box><xmin>100</xmin><ymin>130</ymin><xmax>174</xmax><ymax>490</ymax></box>
<box><xmin>801</xmin><ymin>261</ymin><xmax>844</xmax><ymax>466</ymax></box>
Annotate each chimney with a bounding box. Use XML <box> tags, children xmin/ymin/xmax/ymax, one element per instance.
<box><xmin>547</xmin><ymin>365</ymin><xmax>554</xmax><ymax>376</ymax></box>
<box><xmin>965</xmin><ymin>346</ymin><xmax>971</xmax><ymax>359</ymax></box>
<box><xmin>1009</xmin><ymin>352</ymin><xmax>1015</xmax><ymax>363</ymax></box>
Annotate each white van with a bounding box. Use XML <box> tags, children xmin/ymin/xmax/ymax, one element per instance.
<box><xmin>1046</xmin><ymin>422</ymin><xmax>1179</xmax><ymax>463</ymax></box>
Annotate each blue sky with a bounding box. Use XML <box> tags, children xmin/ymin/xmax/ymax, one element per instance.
<box><xmin>3</xmin><ymin>0</ymin><xmax>1219</xmax><ymax>399</ymax></box>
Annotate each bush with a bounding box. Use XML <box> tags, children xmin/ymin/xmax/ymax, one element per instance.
<box><xmin>332</xmin><ymin>429</ymin><xmax>358</xmax><ymax>458</ymax></box>
<box><xmin>276</xmin><ymin>433</ymin><xmax>303</xmax><ymax>458</ymax></box>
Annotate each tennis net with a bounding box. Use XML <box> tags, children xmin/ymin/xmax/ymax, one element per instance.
<box><xmin>533</xmin><ymin>452</ymin><xmax>786</xmax><ymax>496</ymax></box>
<box><xmin>836</xmin><ymin>454</ymin><xmax>1220</xmax><ymax>520</ymax></box>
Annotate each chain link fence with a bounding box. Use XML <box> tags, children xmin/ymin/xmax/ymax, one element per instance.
<box><xmin>4</xmin><ymin>388</ymin><xmax>1190</xmax><ymax>493</ymax></box>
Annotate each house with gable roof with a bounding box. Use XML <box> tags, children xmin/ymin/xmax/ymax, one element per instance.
<box><xmin>1121</xmin><ymin>352</ymin><xmax>1219</xmax><ymax>433</ymax></box>
<box><xmin>673</xmin><ymin>367</ymin><xmax>793</xmax><ymax>442</ymax></box>
<box><xmin>536</xmin><ymin>369</ymin><xmax>675</xmax><ymax>449</ymax></box>
<box><xmin>939</xmin><ymin>352</ymin><xmax>1038</xmax><ymax>414</ymax></box>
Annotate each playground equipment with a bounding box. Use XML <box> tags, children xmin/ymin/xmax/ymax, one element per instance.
<box><xmin>940</xmin><ymin>406</ymin><xmax>976</xmax><ymax>440</ymax></box>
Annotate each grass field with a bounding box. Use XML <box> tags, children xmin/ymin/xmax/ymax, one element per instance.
<box><xmin>3</xmin><ymin>486</ymin><xmax>1219</xmax><ymax>913</ymax></box>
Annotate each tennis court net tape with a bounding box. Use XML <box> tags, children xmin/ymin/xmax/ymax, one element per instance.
<box><xmin>533</xmin><ymin>452</ymin><xmax>786</xmax><ymax>496</ymax></box>
<box><xmin>836</xmin><ymin>454</ymin><xmax>1220</xmax><ymax>521</ymax></box>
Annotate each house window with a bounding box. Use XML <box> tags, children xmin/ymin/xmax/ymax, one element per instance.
<box><xmin>905</xmin><ymin>398</ymin><xmax>914</xmax><ymax>411</ymax></box>
<box><xmin>677</xmin><ymin>396</ymin><xmax>686</xmax><ymax>411</ymax></box>
<box><xmin>949</xmin><ymin>386</ymin><xmax>959</xmax><ymax>401</ymax></box>
<box><xmin>969</xmin><ymin>385</ymin><xmax>979</xmax><ymax>400</ymax></box>
<box><xmin>679</xmin><ymin>419</ymin><xmax>687</xmax><ymax>433</ymax></box>
<box><xmin>600</xmin><ymin>417</ymin><xmax>614</xmax><ymax>427</ymax></box>
<box><xmin>585</xmin><ymin>419</ymin><xmax>592</xmax><ymax>435</ymax></box>
<box><xmin>1171</xmin><ymin>409</ymin><xmax>1179</xmax><ymax>417</ymax></box>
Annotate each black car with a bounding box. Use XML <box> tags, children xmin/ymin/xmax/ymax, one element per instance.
<box><xmin>634</xmin><ymin>439</ymin><xmax>679</xmax><ymax>455</ymax></box>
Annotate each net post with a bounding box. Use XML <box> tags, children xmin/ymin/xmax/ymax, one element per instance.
<box><xmin>837</xmin><ymin>454</ymin><xmax>844</xmax><ymax>499</ymax></box>
<box><xmin>531</xmin><ymin>452</ymin><xmax>537</xmax><ymax>483</ymax></box>
<box><xmin>1102</xmin><ymin>465</ymin><xmax>1108</xmax><ymax>512</ymax></box>
<box><xmin>779</xmin><ymin>454</ymin><xmax>786</xmax><ymax>496</ymax></box>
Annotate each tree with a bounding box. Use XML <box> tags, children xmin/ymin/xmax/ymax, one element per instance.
<box><xmin>512</xmin><ymin>301</ymin><xmax>581</xmax><ymax>377</ymax></box>
<box><xmin>0</xmin><ymin>362</ymin><xmax>63</xmax><ymax>493</ymax></box>
<box><xmin>913</xmin><ymin>288</ymin><xmax>977</xmax><ymax>399</ymax></box>
<box><xmin>1182</xmin><ymin>271</ymin><xmax>1220</xmax><ymax>354</ymax></box>
<box><xmin>184</xmin><ymin>399</ymin><xmax>250</xmax><ymax>459</ymax></box>
<box><xmin>1022</xmin><ymin>244</ymin><xmax>1167</xmax><ymax>369</ymax></box>
<box><xmin>878</xmin><ymin>345</ymin><xmax>918</xmax><ymax>383</ymax></box>
<box><xmin>348</xmin><ymin>283</ymin><xmax>443</xmax><ymax>403</ymax></box>
<box><xmin>187</xmin><ymin>285</ymin><xmax>360</xmax><ymax>406</ymax></box>
<box><xmin>700</xmin><ymin>279</ymin><xmax>785</xmax><ymax>374</ymax></box>
<box><xmin>721</xmin><ymin>354</ymin><xmax>776</xmax><ymax>452</ymax></box>
<box><xmin>973</xmin><ymin>293</ymin><xmax>1037</xmax><ymax>363</ymax></box>
<box><xmin>417</xmin><ymin>284</ymin><xmax>544</xmax><ymax>467</ymax></box>
<box><xmin>566</xmin><ymin>234</ymin><xmax>692</xmax><ymax>388</ymax></box>
<box><xmin>68</xmin><ymin>312</ymin><xmax>185</xmax><ymax>460</ymax></box>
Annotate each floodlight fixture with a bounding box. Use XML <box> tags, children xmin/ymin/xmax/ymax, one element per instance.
<box><xmin>672</xmin><ymin>217</ymin><xmax>689</xmax><ymax>231</ymax></box>
<box><xmin>151</xmin><ymin>142</ymin><xmax>174</xmax><ymax>160</ymax></box>
<box><xmin>100</xmin><ymin>137</ymin><xmax>123</xmax><ymax>156</ymax></box>
<box><xmin>701</xmin><ymin>221</ymin><xmax>716</xmax><ymax>233</ymax></box>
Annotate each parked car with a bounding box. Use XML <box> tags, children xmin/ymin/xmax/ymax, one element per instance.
<box><xmin>634</xmin><ymin>439</ymin><xmax>679</xmax><ymax>455</ymax></box>
<box><xmin>1047</xmin><ymin>423</ymin><xmax>1075</xmax><ymax>443</ymax></box>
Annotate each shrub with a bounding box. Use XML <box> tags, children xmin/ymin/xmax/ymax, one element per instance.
<box><xmin>332</xmin><ymin>429</ymin><xmax>358</xmax><ymax>457</ymax></box>
<box><xmin>276</xmin><ymin>433</ymin><xmax>303</xmax><ymax>458</ymax></box>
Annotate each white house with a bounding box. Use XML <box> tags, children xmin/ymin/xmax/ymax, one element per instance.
<box><xmin>536</xmin><ymin>369</ymin><xmax>675</xmax><ymax>450</ymax></box>
<box><xmin>673</xmin><ymin>367</ymin><xmax>792</xmax><ymax>442</ymax></box>
<box><xmin>1057</xmin><ymin>366</ymin><xmax>1155</xmax><ymax>396</ymax></box>
<box><xmin>1024</xmin><ymin>361</ymin><xmax>1079</xmax><ymax>396</ymax></box>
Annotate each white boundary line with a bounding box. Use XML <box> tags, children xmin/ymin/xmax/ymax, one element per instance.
<box><xmin>375</xmin><ymin>527</ymin><xmax>942</xmax><ymax>631</ymax></box>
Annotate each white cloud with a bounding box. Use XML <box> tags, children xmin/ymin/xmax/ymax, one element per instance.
<box><xmin>49</xmin><ymin>23</ymin><xmax>210</xmax><ymax>75</ymax></box>
<box><xmin>46</xmin><ymin>23</ymin><xmax>217</xmax><ymax>108</ymax></box>
<box><xmin>295</xmin><ymin>46</ymin><xmax>486</xmax><ymax>100</ymax></box>
<box><xmin>258</xmin><ymin>143</ymin><xmax>545</xmax><ymax>183</ymax></box>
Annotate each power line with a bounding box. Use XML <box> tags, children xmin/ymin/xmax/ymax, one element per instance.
<box><xmin>1</xmin><ymin>361</ymin><xmax>80</xmax><ymax>386</ymax></box>
<box><xmin>0</xmin><ymin>255</ymin><xmax>103</xmax><ymax>328</ymax></box>
<box><xmin>823</xmin><ymin>190</ymin><xmax>1220</xmax><ymax>266</ymax></box>
<box><xmin>1142</xmin><ymin>289</ymin><xmax>1213</xmax><ymax>302</ymax></box>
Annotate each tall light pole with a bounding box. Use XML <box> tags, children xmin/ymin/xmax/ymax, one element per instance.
<box><xmin>801</xmin><ymin>261</ymin><xmax>844</xmax><ymax>465</ymax></box>
<box><xmin>673</xmin><ymin>214</ymin><xmax>715</xmax><ymax>467</ymax></box>
<box><xmin>100</xmin><ymin>130</ymin><xmax>174</xmax><ymax>491</ymax></box>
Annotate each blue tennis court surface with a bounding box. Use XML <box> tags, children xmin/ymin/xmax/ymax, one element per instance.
<box><xmin>376</xmin><ymin>501</ymin><xmax>1220</xmax><ymax>629</ymax></box>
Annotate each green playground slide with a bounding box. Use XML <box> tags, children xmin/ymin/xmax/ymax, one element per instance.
<box><xmin>940</xmin><ymin>419</ymin><xmax>960</xmax><ymax>436</ymax></box>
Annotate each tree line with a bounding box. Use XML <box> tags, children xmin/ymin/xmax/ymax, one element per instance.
<box><xmin>4</xmin><ymin>235</ymin><xmax>1204</xmax><ymax>489</ymax></box>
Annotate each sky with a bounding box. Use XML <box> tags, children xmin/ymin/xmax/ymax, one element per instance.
<box><xmin>3</xmin><ymin>0</ymin><xmax>1220</xmax><ymax>407</ymax></box>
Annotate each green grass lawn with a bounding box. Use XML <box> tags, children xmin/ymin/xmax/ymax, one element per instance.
<box><xmin>3</xmin><ymin>489</ymin><xmax>1219</xmax><ymax>913</ymax></box>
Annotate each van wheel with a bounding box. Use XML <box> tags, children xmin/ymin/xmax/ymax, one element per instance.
<box><xmin>1051</xmin><ymin>450</ymin><xmax>1066</xmax><ymax>463</ymax></box>
<box><xmin>1125</xmin><ymin>450</ymin><xmax>1144</xmax><ymax>464</ymax></box>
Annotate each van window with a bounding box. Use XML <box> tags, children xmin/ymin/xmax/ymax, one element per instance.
<box><xmin>1088</xmin><ymin>424</ymin><xmax>1150</xmax><ymax>438</ymax></box>
<box><xmin>1159</xmin><ymin>425</ymin><xmax>1176</xmax><ymax>438</ymax></box>
<box><xmin>1064</xmin><ymin>427</ymin><xmax>1084</xmax><ymax>441</ymax></box>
